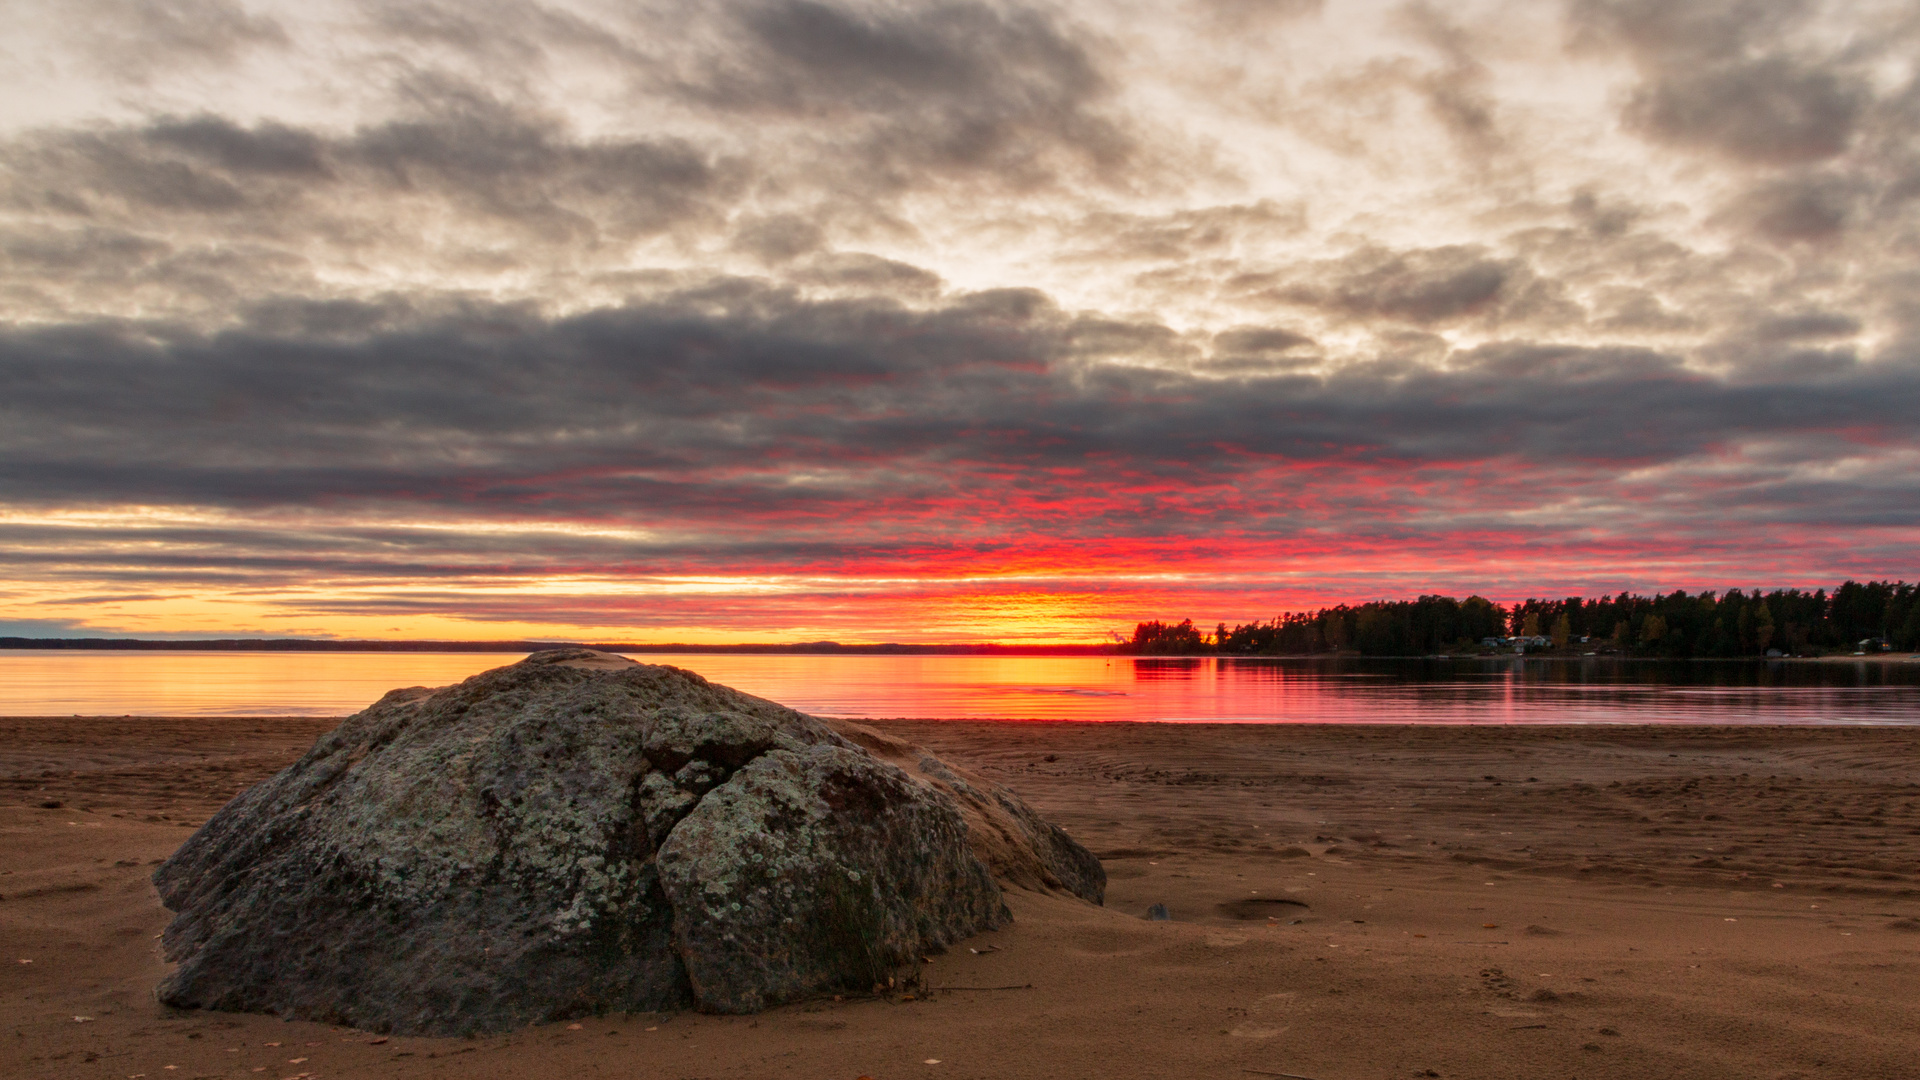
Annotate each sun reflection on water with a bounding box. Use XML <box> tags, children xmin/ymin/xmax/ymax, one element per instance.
<box><xmin>0</xmin><ymin>651</ymin><xmax>1915</xmax><ymax>723</ymax></box>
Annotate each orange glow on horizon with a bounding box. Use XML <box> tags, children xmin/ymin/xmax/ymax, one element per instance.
<box><xmin>10</xmin><ymin>541</ymin><xmax>1914</xmax><ymax>644</ymax></box>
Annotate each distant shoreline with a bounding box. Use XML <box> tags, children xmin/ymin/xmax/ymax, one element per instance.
<box><xmin>2</xmin><ymin>637</ymin><xmax>1913</xmax><ymax>661</ymax></box>
<box><xmin>0</xmin><ymin>637</ymin><xmax>1120</xmax><ymax>656</ymax></box>
<box><xmin>1790</xmin><ymin>651</ymin><xmax>1920</xmax><ymax>663</ymax></box>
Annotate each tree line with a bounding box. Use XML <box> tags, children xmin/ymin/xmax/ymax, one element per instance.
<box><xmin>1122</xmin><ymin>581</ymin><xmax>1920</xmax><ymax>657</ymax></box>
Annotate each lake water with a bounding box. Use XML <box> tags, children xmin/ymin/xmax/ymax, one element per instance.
<box><xmin>3</xmin><ymin>650</ymin><xmax>1918</xmax><ymax>724</ymax></box>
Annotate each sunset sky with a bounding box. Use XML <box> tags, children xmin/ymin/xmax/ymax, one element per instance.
<box><xmin>2</xmin><ymin>0</ymin><xmax>1917</xmax><ymax>643</ymax></box>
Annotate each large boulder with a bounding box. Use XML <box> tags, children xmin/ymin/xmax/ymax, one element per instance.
<box><xmin>152</xmin><ymin>650</ymin><xmax>1102</xmax><ymax>1033</ymax></box>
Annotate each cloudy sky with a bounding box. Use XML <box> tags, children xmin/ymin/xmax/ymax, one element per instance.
<box><xmin>1</xmin><ymin>0</ymin><xmax>1916</xmax><ymax>642</ymax></box>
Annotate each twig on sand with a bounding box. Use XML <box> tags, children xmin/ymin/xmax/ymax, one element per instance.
<box><xmin>1243</xmin><ymin>1070</ymin><xmax>1321</xmax><ymax>1080</ymax></box>
<box><xmin>931</xmin><ymin>983</ymin><xmax>1034</xmax><ymax>991</ymax></box>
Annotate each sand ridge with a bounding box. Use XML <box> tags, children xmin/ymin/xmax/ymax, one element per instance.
<box><xmin>3</xmin><ymin>716</ymin><xmax>1918</xmax><ymax>1079</ymax></box>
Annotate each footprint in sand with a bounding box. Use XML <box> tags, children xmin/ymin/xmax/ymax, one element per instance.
<box><xmin>1231</xmin><ymin>989</ymin><xmax>1300</xmax><ymax>1035</ymax></box>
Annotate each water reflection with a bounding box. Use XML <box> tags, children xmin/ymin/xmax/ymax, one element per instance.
<box><xmin>1131</xmin><ymin>658</ymin><xmax>1209</xmax><ymax>679</ymax></box>
<box><xmin>0</xmin><ymin>650</ymin><xmax>1914</xmax><ymax>724</ymax></box>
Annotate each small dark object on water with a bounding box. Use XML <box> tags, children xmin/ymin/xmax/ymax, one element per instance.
<box><xmin>1147</xmin><ymin>903</ymin><xmax>1171</xmax><ymax>921</ymax></box>
<box><xmin>39</xmin><ymin>800</ymin><xmax>62</xmax><ymax>809</ymax></box>
<box><xmin>1042</xmin><ymin>754</ymin><xmax>1057</xmax><ymax>762</ymax></box>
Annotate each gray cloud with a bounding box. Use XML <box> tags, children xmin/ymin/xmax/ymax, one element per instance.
<box><xmin>1625</xmin><ymin>57</ymin><xmax>1867</xmax><ymax>166</ymax></box>
<box><xmin>789</xmin><ymin>253</ymin><xmax>944</xmax><ymax>295</ymax></box>
<box><xmin>1</xmin><ymin>104</ymin><xmax>730</xmax><ymax>233</ymax></box>
<box><xmin>731</xmin><ymin>213</ymin><xmax>829</xmax><ymax>263</ymax></box>
<box><xmin>1189</xmin><ymin>0</ymin><xmax>1324</xmax><ymax>32</ymax></box>
<box><xmin>1752</xmin><ymin>312</ymin><xmax>1863</xmax><ymax>342</ymax></box>
<box><xmin>1712</xmin><ymin>170</ymin><xmax>1864</xmax><ymax>243</ymax></box>
<box><xmin>1572</xmin><ymin>0</ymin><xmax>1888</xmax><ymax>166</ymax></box>
<box><xmin>1587</xmin><ymin>287</ymin><xmax>1695</xmax><ymax>335</ymax></box>
<box><xmin>365</xmin><ymin>0</ymin><xmax>639</xmax><ymax>75</ymax></box>
<box><xmin>660</xmin><ymin>0</ymin><xmax>1131</xmax><ymax>189</ymax></box>
<box><xmin>1696</xmin><ymin>304</ymin><xmax>1866</xmax><ymax>381</ymax></box>
<box><xmin>0</xmin><ymin>101</ymin><xmax>743</xmax><ymax>322</ymax></box>
<box><xmin>63</xmin><ymin>0</ymin><xmax>287</xmax><ymax>78</ymax></box>
<box><xmin>1063</xmin><ymin>200</ymin><xmax>1308</xmax><ymax>265</ymax></box>
<box><xmin>1203</xmin><ymin>325</ymin><xmax>1318</xmax><ymax>373</ymax></box>
<box><xmin>2</xmin><ymin>282</ymin><xmax>1913</xmax><ymax>530</ymax></box>
<box><xmin>1213</xmin><ymin>325</ymin><xmax>1315</xmax><ymax>355</ymax></box>
<box><xmin>1567</xmin><ymin>0</ymin><xmax>1800</xmax><ymax>59</ymax></box>
<box><xmin>351</xmin><ymin>97</ymin><xmax>727</xmax><ymax>236</ymax></box>
<box><xmin>1269</xmin><ymin>245</ymin><xmax>1536</xmax><ymax>326</ymax></box>
<box><xmin>1394</xmin><ymin>2</ymin><xmax>1503</xmax><ymax>159</ymax></box>
<box><xmin>143</xmin><ymin>114</ymin><xmax>333</xmax><ymax>179</ymax></box>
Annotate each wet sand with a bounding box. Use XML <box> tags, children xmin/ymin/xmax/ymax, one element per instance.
<box><xmin>4</xmin><ymin>716</ymin><xmax>1918</xmax><ymax>1080</ymax></box>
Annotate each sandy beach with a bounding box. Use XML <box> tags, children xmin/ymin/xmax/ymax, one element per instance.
<box><xmin>4</xmin><ymin>716</ymin><xmax>1917</xmax><ymax>1080</ymax></box>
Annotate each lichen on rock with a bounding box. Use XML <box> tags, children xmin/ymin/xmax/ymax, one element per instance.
<box><xmin>152</xmin><ymin>650</ymin><xmax>1102</xmax><ymax>1034</ymax></box>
